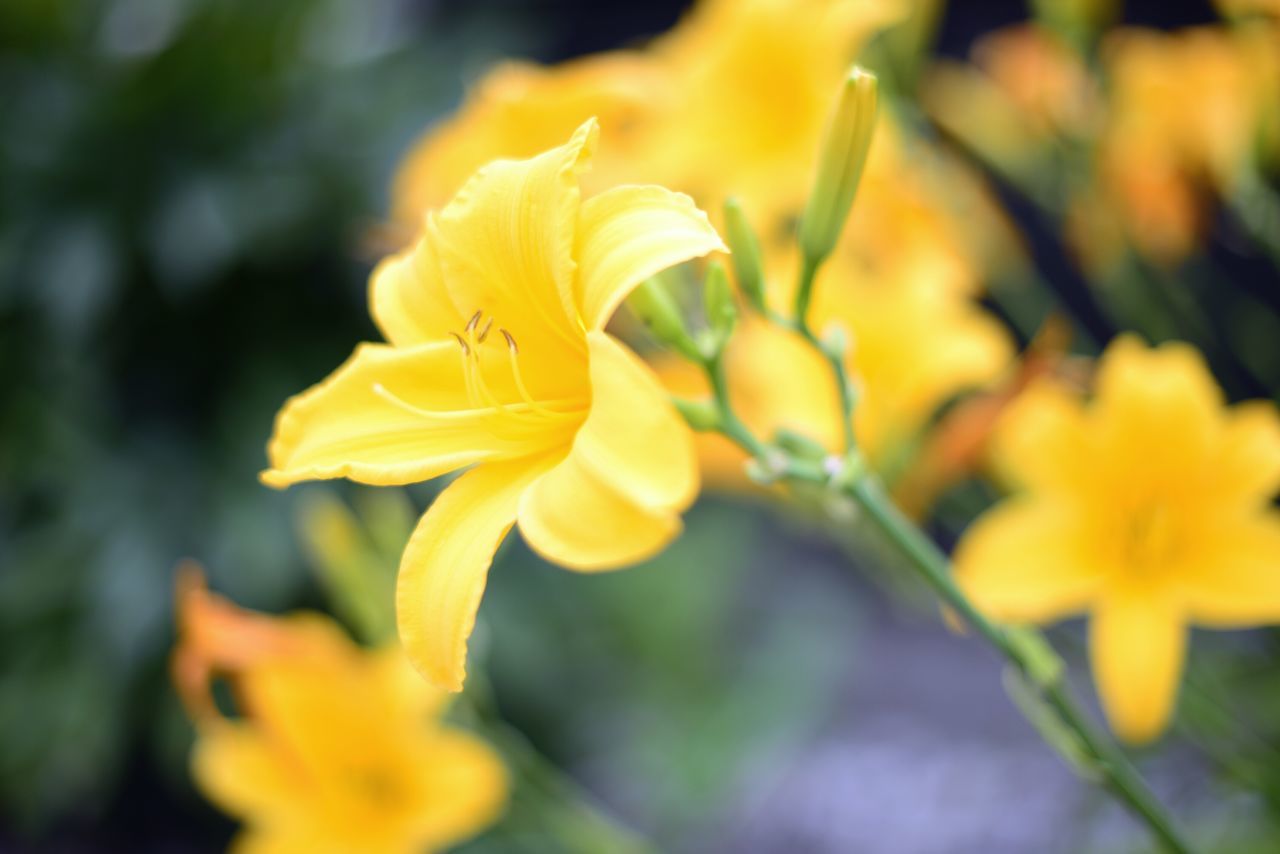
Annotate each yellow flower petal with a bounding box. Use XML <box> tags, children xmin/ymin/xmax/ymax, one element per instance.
<box><xmin>433</xmin><ymin>119</ymin><xmax>597</xmax><ymax>359</ymax></box>
<box><xmin>390</xmin><ymin>54</ymin><xmax>661</xmax><ymax>224</ymax></box>
<box><xmin>580</xmin><ymin>330</ymin><xmax>698</xmax><ymax>510</ymax></box>
<box><xmin>574</xmin><ymin>185</ymin><xmax>725</xmax><ymax>330</ymax></box>
<box><xmin>191</xmin><ymin>723</ymin><xmax>299</xmax><ymax>823</ymax></box>
<box><xmin>515</xmin><ymin>331</ymin><xmax>695</xmax><ymax>570</ymax></box>
<box><xmin>406</xmin><ymin>729</ymin><xmax>509</xmax><ymax>849</ymax></box>
<box><xmin>1093</xmin><ymin>335</ymin><xmax>1225</xmax><ymax>476</ymax></box>
<box><xmin>517</xmin><ymin>448</ymin><xmax>681</xmax><ymax>572</ymax></box>
<box><xmin>954</xmin><ymin>499</ymin><xmax>1103</xmax><ymax>623</ymax></box>
<box><xmin>990</xmin><ymin>378</ymin><xmax>1089</xmax><ymax>493</ymax></box>
<box><xmin>1177</xmin><ymin>511</ymin><xmax>1280</xmax><ymax>627</ymax></box>
<box><xmin>262</xmin><ymin>344</ymin><xmax>555</xmax><ymax>489</ymax></box>
<box><xmin>1089</xmin><ymin>588</ymin><xmax>1186</xmax><ymax>744</ymax></box>
<box><xmin>368</xmin><ymin>227</ymin><xmax>464</xmax><ymax>347</ymax></box>
<box><xmin>396</xmin><ymin>456</ymin><xmax>557</xmax><ymax>691</ymax></box>
<box><xmin>1212</xmin><ymin>400</ymin><xmax>1280</xmax><ymax>505</ymax></box>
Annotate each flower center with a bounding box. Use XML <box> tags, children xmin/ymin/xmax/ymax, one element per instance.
<box><xmin>1122</xmin><ymin>502</ymin><xmax>1175</xmax><ymax>574</ymax></box>
<box><xmin>448</xmin><ymin>310</ymin><xmax>564</xmax><ymax>421</ymax></box>
<box><xmin>342</xmin><ymin>764</ymin><xmax>405</xmax><ymax>810</ymax></box>
<box><xmin>372</xmin><ymin>310</ymin><xmax>583</xmax><ymax>438</ymax></box>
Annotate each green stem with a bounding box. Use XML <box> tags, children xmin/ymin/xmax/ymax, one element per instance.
<box><xmin>784</xmin><ymin>257</ymin><xmax>858</xmax><ymax>451</ymax></box>
<box><xmin>688</xmin><ymin>353</ymin><xmax>1196</xmax><ymax>854</ymax></box>
<box><xmin>704</xmin><ymin>352</ymin><xmax>770</xmax><ymax>460</ymax></box>
<box><xmin>684</xmin><ymin>218</ymin><xmax>1197</xmax><ymax>849</ymax></box>
<box><xmin>792</xmin><ymin>253</ymin><xmax>821</xmax><ymax>328</ymax></box>
<box><xmin>847</xmin><ymin>478</ymin><xmax>1192</xmax><ymax>854</ymax></box>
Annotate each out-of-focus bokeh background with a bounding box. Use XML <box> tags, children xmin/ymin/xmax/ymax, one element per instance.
<box><xmin>3</xmin><ymin>0</ymin><xmax>1279</xmax><ymax>851</ymax></box>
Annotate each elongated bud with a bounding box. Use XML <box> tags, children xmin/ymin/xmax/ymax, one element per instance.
<box><xmin>723</xmin><ymin>198</ymin><xmax>766</xmax><ymax>312</ymax></box>
<box><xmin>702</xmin><ymin>261</ymin><xmax>738</xmax><ymax>352</ymax></box>
<box><xmin>798</xmin><ymin>67</ymin><xmax>878</xmax><ymax>265</ymax></box>
<box><xmin>672</xmin><ymin>397</ymin><xmax>721</xmax><ymax>432</ymax></box>
<box><xmin>628</xmin><ymin>275</ymin><xmax>703</xmax><ymax>362</ymax></box>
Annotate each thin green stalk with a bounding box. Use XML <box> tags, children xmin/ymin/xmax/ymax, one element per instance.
<box><xmin>848</xmin><ymin>478</ymin><xmax>1193</xmax><ymax>854</ymax></box>
<box><xmin>685</xmin><ymin>348</ymin><xmax>1196</xmax><ymax>854</ymax></box>
<box><xmin>792</xmin><ymin>253</ymin><xmax>822</xmax><ymax>328</ymax></box>
<box><xmin>784</xmin><ymin>260</ymin><xmax>858</xmax><ymax>452</ymax></box>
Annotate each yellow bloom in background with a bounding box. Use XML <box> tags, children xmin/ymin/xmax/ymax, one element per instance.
<box><xmin>645</xmin><ymin>0</ymin><xmax>904</xmax><ymax>237</ymax></box>
<box><xmin>839</xmin><ymin>116</ymin><xmax>1025</xmax><ymax>300</ymax></box>
<box><xmin>1105</xmin><ymin>25</ymin><xmax>1278</xmax><ymax>193</ymax></box>
<box><xmin>172</xmin><ymin>566</ymin><xmax>507</xmax><ymax>854</ymax></box>
<box><xmin>390</xmin><ymin>0</ymin><xmax>903</xmax><ymax>243</ymax></box>
<box><xmin>955</xmin><ymin>336</ymin><xmax>1280</xmax><ymax>743</ymax></box>
<box><xmin>264</xmin><ymin>120</ymin><xmax>723</xmax><ymax>690</ymax></box>
<box><xmin>926</xmin><ymin>24</ymin><xmax>1099</xmax><ymax>180</ymax></box>
<box><xmin>814</xmin><ymin>269</ymin><xmax>1014</xmax><ymax>469</ymax></box>
<box><xmin>391</xmin><ymin>53</ymin><xmax>661</xmax><ymax>232</ymax></box>
<box><xmin>927</xmin><ymin>16</ymin><xmax>1279</xmax><ymax>271</ymax></box>
<box><xmin>1215</xmin><ymin>0</ymin><xmax>1280</xmax><ymax>18</ymax></box>
<box><xmin>1091</xmin><ymin>24</ymin><xmax>1278</xmax><ymax>266</ymax></box>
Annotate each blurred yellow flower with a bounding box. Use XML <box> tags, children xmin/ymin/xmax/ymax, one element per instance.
<box><xmin>645</xmin><ymin>0</ymin><xmax>904</xmax><ymax>235</ymax></box>
<box><xmin>391</xmin><ymin>0</ymin><xmax>903</xmax><ymax>242</ymax></box>
<box><xmin>1090</xmin><ymin>25</ymin><xmax>1279</xmax><ymax>265</ymax></box>
<box><xmin>173</xmin><ymin>566</ymin><xmax>507</xmax><ymax>854</ymax></box>
<box><xmin>1215</xmin><ymin>0</ymin><xmax>1280</xmax><ymax>17</ymax></box>
<box><xmin>955</xmin><ymin>336</ymin><xmax>1280</xmax><ymax>743</ymax></box>
<box><xmin>928</xmin><ymin>18</ymin><xmax>1279</xmax><ymax>270</ymax></box>
<box><xmin>842</xmin><ymin>117</ymin><xmax>1023</xmax><ymax>299</ymax></box>
<box><xmin>263</xmin><ymin>121</ymin><xmax>723</xmax><ymax>690</ymax></box>
<box><xmin>391</xmin><ymin>53</ymin><xmax>661</xmax><ymax>230</ymax></box>
<box><xmin>926</xmin><ymin>24</ymin><xmax>1099</xmax><ymax>175</ymax></box>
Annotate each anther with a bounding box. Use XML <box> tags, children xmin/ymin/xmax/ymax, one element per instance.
<box><xmin>499</xmin><ymin>329</ymin><xmax>519</xmax><ymax>354</ymax></box>
<box><xmin>465</xmin><ymin>310</ymin><xmax>482</xmax><ymax>333</ymax></box>
<box><xmin>449</xmin><ymin>331</ymin><xmax>471</xmax><ymax>356</ymax></box>
<box><xmin>477</xmin><ymin>317</ymin><xmax>494</xmax><ymax>343</ymax></box>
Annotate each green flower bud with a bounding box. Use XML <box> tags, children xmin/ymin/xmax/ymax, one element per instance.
<box><xmin>628</xmin><ymin>274</ymin><xmax>703</xmax><ymax>362</ymax></box>
<box><xmin>798</xmin><ymin>67</ymin><xmax>878</xmax><ymax>265</ymax></box>
<box><xmin>723</xmin><ymin>198</ymin><xmax>767</xmax><ymax>312</ymax></box>
<box><xmin>703</xmin><ymin>261</ymin><xmax>738</xmax><ymax>352</ymax></box>
<box><xmin>672</xmin><ymin>397</ymin><xmax>721</xmax><ymax>432</ymax></box>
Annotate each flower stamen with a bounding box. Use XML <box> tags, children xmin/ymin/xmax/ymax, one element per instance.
<box><xmin>500</xmin><ymin>329</ymin><xmax>557</xmax><ymax>416</ymax></box>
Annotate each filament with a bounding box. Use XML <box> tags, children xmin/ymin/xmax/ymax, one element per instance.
<box><xmin>501</xmin><ymin>329</ymin><xmax>556</xmax><ymax>416</ymax></box>
<box><xmin>373</xmin><ymin>383</ymin><xmax>474</xmax><ymax>421</ymax></box>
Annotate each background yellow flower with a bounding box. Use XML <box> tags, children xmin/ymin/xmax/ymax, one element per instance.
<box><xmin>174</xmin><ymin>567</ymin><xmax>507</xmax><ymax>854</ymax></box>
<box><xmin>955</xmin><ymin>336</ymin><xmax>1280</xmax><ymax>743</ymax></box>
<box><xmin>391</xmin><ymin>53</ymin><xmax>662</xmax><ymax>229</ymax></box>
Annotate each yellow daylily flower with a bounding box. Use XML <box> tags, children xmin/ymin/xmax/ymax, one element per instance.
<box><xmin>391</xmin><ymin>53</ymin><xmax>662</xmax><ymax>230</ymax></box>
<box><xmin>954</xmin><ymin>336</ymin><xmax>1280</xmax><ymax>744</ymax></box>
<box><xmin>264</xmin><ymin>120</ymin><xmax>724</xmax><ymax>691</ymax></box>
<box><xmin>173</xmin><ymin>566</ymin><xmax>507</xmax><ymax>854</ymax></box>
<box><xmin>1090</xmin><ymin>25</ymin><xmax>1278</xmax><ymax>266</ymax></box>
